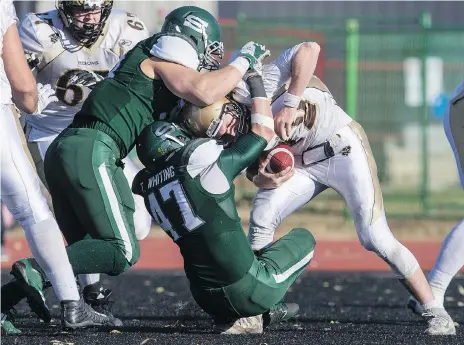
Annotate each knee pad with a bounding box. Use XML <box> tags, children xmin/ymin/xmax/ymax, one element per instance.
<box><xmin>358</xmin><ymin>217</ymin><xmax>419</xmax><ymax>278</ymax></box>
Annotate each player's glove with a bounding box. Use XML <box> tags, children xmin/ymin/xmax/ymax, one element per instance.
<box><xmin>25</xmin><ymin>52</ymin><xmax>40</xmax><ymax>71</ymax></box>
<box><xmin>67</xmin><ymin>70</ymin><xmax>105</xmax><ymax>89</ymax></box>
<box><xmin>237</xmin><ymin>42</ymin><xmax>270</xmax><ymax>71</ymax></box>
<box><xmin>31</xmin><ymin>83</ymin><xmax>58</xmax><ymax>114</ymax></box>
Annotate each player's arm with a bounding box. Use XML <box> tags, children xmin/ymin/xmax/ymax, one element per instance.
<box><xmin>218</xmin><ymin>72</ymin><xmax>275</xmax><ymax>181</ymax></box>
<box><xmin>147</xmin><ymin>41</ymin><xmax>270</xmax><ymax>107</ymax></box>
<box><xmin>274</xmin><ymin>42</ymin><xmax>320</xmax><ymax>140</ymax></box>
<box><xmin>3</xmin><ymin>23</ymin><xmax>38</xmax><ymax>113</ymax></box>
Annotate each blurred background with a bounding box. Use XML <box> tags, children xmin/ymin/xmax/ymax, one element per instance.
<box><xmin>5</xmin><ymin>1</ymin><xmax>464</xmax><ymax>252</ymax></box>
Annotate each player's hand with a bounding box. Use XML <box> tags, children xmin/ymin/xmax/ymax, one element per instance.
<box><xmin>274</xmin><ymin>106</ymin><xmax>297</xmax><ymax>141</ymax></box>
<box><xmin>238</xmin><ymin>42</ymin><xmax>271</xmax><ymax>70</ymax></box>
<box><xmin>25</xmin><ymin>52</ymin><xmax>40</xmax><ymax>71</ymax></box>
<box><xmin>68</xmin><ymin>70</ymin><xmax>105</xmax><ymax>89</ymax></box>
<box><xmin>33</xmin><ymin>83</ymin><xmax>58</xmax><ymax>114</ymax></box>
<box><xmin>252</xmin><ymin>156</ymin><xmax>295</xmax><ymax>189</ymax></box>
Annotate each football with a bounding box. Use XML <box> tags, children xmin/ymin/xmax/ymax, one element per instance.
<box><xmin>262</xmin><ymin>144</ymin><xmax>295</xmax><ymax>174</ymax></box>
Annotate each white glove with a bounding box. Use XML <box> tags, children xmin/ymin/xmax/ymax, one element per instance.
<box><xmin>33</xmin><ymin>83</ymin><xmax>58</xmax><ymax>114</ymax></box>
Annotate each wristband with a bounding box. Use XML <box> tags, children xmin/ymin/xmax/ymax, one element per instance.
<box><xmin>283</xmin><ymin>92</ymin><xmax>301</xmax><ymax>108</ymax></box>
<box><xmin>251</xmin><ymin>113</ymin><xmax>274</xmax><ymax>130</ymax></box>
<box><xmin>229</xmin><ymin>56</ymin><xmax>250</xmax><ymax>76</ymax></box>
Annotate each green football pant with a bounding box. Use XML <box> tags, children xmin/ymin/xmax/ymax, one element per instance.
<box><xmin>44</xmin><ymin>128</ymin><xmax>139</xmax><ymax>276</ymax></box>
<box><xmin>190</xmin><ymin>228</ymin><xmax>315</xmax><ymax>318</ymax></box>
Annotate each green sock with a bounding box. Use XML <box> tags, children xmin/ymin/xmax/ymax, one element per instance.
<box><xmin>66</xmin><ymin>239</ymin><xmax>129</xmax><ymax>276</ymax></box>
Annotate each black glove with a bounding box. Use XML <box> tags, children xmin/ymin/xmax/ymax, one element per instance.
<box><xmin>67</xmin><ymin>70</ymin><xmax>105</xmax><ymax>89</ymax></box>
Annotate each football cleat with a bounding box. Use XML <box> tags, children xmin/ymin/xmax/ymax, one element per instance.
<box><xmin>83</xmin><ymin>282</ymin><xmax>123</xmax><ymax>327</ymax></box>
<box><xmin>11</xmin><ymin>258</ymin><xmax>51</xmax><ymax>323</ymax></box>
<box><xmin>61</xmin><ymin>298</ymin><xmax>110</xmax><ymax>330</ymax></box>
<box><xmin>1</xmin><ymin>310</ymin><xmax>21</xmax><ymax>335</ymax></box>
<box><xmin>213</xmin><ymin>314</ymin><xmax>263</xmax><ymax>334</ymax></box>
<box><xmin>263</xmin><ymin>302</ymin><xmax>300</xmax><ymax>327</ymax></box>
<box><xmin>422</xmin><ymin>308</ymin><xmax>456</xmax><ymax>335</ymax></box>
<box><xmin>1</xmin><ymin>279</ymin><xmax>27</xmax><ymax>314</ymax></box>
<box><xmin>406</xmin><ymin>296</ymin><xmax>425</xmax><ymax>317</ymax></box>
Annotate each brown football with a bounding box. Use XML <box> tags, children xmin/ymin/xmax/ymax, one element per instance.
<box><xmin>262</xmin><ymin>144</ymin><xmax>295</xmax><ymax>174</ymax></box>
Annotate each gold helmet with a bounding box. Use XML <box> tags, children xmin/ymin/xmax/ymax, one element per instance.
<box><xmin>177</xmin><ymin>97</ymin><xmax>250</xmax><ymax>140</ymax></box>
<box><xmin>57</xmin><ymin>0</ymin><xmax>113</xmax><ymax>47</ymax></box>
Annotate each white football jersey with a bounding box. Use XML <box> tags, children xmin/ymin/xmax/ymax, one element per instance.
<box><xmin>20</xmin><ymin>9</ymin><xmax>149</xmax><ymax>139</ymax></box>
<box><xmin>0</xmin><ymin>0</ymin><xmax>18</xmax><ymax>105</ymax></box>
<box><xmin>232</xmin><ymin>43</ymin><xmax>352</xmax><ymax>153</ymax></box>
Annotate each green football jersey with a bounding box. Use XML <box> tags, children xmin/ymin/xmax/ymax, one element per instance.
<box><xmin>133</xmin><ymin>133</ymin><xmax>267</xmax><ymax>287</ymax></box>
<box><xmin>75</xmin><ymin>34</ymin><xmax>180</xmax><ymax>155</ymax></box>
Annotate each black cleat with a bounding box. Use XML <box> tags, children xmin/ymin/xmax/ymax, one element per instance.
<box><xmin>1</xmin><ymin>279</ymin><xmax>26</xmax><ymax>313</ymax></box>
<box><xmin>263</xmin><ymin>302</ymin><xmax>300</xmax><ymax>327</ymax></box>
<box><xmin>61</xmin><ymin>298</ymin><xmax>110</xmax><ymax>330</ymax></box>
<box><xmin>83</xmin><ymin>282</ymin><xmax>123</xmax><ymax>327</ymax></box>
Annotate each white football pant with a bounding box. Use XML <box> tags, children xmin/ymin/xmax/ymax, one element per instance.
<box><xmin>0</xmin><ymin>105</ymin><xmax>79</xmax><ymax>301</ymax></box>
<box><xmin>427</xmin><ymin>85</ymin><xmax>464</xmax><ymax>304</ymax></box>
<box><xmin>249</xmin><ymin>120</ymin><xmax>420</xmax><ymax>279</ymax></box>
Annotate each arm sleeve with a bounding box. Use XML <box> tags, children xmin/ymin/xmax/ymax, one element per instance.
<box><xmin>217</xmin><ymin>132</ymin><xmax>267</xmax><ymax>183</ymax></box>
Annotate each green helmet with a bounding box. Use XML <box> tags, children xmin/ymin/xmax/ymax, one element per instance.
<box><xmin>161</xmin><ymin>6</ymin><xmax>224</xmax><ymax>71</ymax></box>
<box><xmin>136</xmin><ymin>121</ymin><xmax>192</xmax><ymax>169</ymax></box>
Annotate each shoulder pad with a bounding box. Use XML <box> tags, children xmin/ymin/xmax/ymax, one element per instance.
<box><xmin>104</xmin><ymin>9</ymin><xmax>148</xmax><ymax>51</ymax></box>
<box><xmin>19</xmin><ymin>11</ymin><xmax>59</xmax><ymax>52</ymax></box>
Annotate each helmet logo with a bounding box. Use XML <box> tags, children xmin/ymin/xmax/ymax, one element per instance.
<box><xmin>183</xmin><ymin>15</ymin><xmax>209</xmax><ymax>34</ymax></box>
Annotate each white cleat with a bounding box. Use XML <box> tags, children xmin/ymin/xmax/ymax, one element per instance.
<box><xmin>407</xmin><ymin>296</ymin><xmax>425</xmax><ymax>317</ymax></box>
<box><xmin>214</xmin><ymin>314</ymin><xmax>263</xmax><ymax>334</ymax></box>
<box><xmin>422</xmin><ymin>308</ymin><xmax>456</xmax><ymax>335</ymax></box>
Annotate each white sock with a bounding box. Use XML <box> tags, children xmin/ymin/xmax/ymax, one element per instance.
<box><xmin>78</xmin><ymin>273</ymin><xmax>101</xmax><ymax>289</ymax></box>
<box><xmin>427</xmin><ymin>218</ymin><xmax>464</xmax><ymax>302</ymax></box>
<box><xmin>24</xmin><ymin>217</ymin><xmax>80</xmax><ymax>301</ymax></box>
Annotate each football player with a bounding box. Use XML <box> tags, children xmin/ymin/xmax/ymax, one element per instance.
<box><xmin>0</xmin><ymin>0</ymin><xmax>110</xmax><ymax>334</ymax></box>
<box><xmin>175</xmin><ymin>42</ymin><xmax>456</xmax><ymax>335</ymax></box>
<box><xmin>407</xmin><ymin>80</ymin><xmax>464</xmax><ymax>321</ymax></box>
<box><xmin>9</xmin><ymin>5</ymin><xmax>271</xmax><ymax>327</ymax></box>
<box><xmin>132</xmin><ymin>71</ymin><xmax>315</xmax><ymax>334</ymax></box>
<box><xmin>6</xmin><ymin>0</ymin><xmax>150</xmax><ymax>325</ymax></box>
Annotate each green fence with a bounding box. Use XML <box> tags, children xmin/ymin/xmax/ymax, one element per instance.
<box><xmin>221</xmin><ymin>14</ymin><xmax>464</xmax><ymax>219</ymax></box>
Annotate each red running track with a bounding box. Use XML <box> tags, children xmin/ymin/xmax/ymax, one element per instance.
<box><xmin>0</xmin><ymin>237</ymin><xmax>450</xmax><ymax>271</ymax></box>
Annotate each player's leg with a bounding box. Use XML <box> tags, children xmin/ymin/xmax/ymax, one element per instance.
<box><xmin>248</xmin><ymin>166</ymin><xmax>327</xmax><ymax>250</ymax></box>
<box><xmin>27</xmin><ymin>133</ymin><xmax>104</xmax><ymax>306</ymax></box>
<box><xmin>426</xmin><ymin>86</ymin><xmax>464</xmax><ymax>305</ymax></box>
<box><xmin>208</xmin><ymin>228</ymin><xmax>316</xmax><ymax>334</ymax></box>
<box><xmin>225</xmin><ymin>228</ymin><xmax>315</xmax><ymax>316</ymax></box>
<box><xmin>44</xmin><ymin>129</ymin><xmax>140</xmax><ymax>276</ymax></box>
<box><xmin>121</xmin><ymin>156</ymin><xmax>152</xmax><ymax>241</ymax></box>
<box><xmin>328</xmin><ymin>121</ymin><xmax>454</xmax><ymax>335</ymax></box>
<box><xmin>0</xmin><ymin>106</ymin><xmax>109</xmax><ymax>329</ymax></box>
<box><xmin>0</xmin><ymin>105</ymin><xmax>80</xmax><ymax>306</ymax></box>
